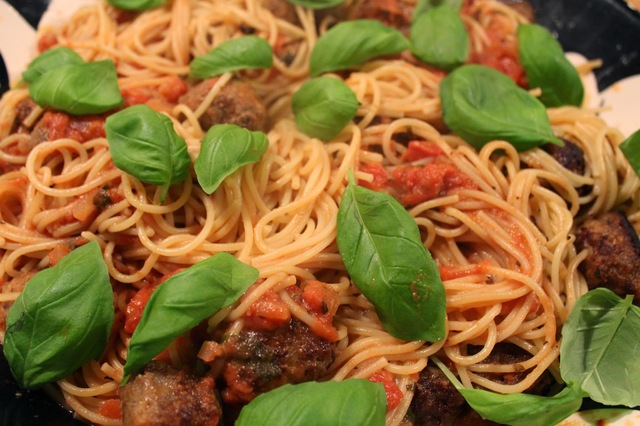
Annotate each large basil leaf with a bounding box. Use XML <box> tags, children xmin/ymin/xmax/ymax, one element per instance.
<box><xmin>123</xmin><ymin>253</ymin><xmax>258</xmax><ymax>381</ymax></box>
<box><xmin>28</xmin><ymin>60</ymin><xmax>123</xmax><ymax>115</ymax></box>
<box><xmin>412</xmin><ymin>0</ymin><xmax>463</xmax><ymax>21</ymax></box>
<box><xmin>194</xmin><ymin>124</ymin><xmax>269</xmax><ymax>194</ymax></box>
<box><xmin>3</xmin><ymin>241</ymin><xmax>114</xmax><ymax>389</ymax></box>
<box><xmin>433</xmin><ymin>357</ymin><xmax>583</xmax><ymax>426</ymax></box>
<box><xmin>236</xmin><ymin>379</ymin><xmax>387</xmax><ymax>426</ymax></box>
<box><xmin>286</xmin><ymin>0</ymin><xmax>344</xmax><ymax>9</ymax></box>
<box><xmin>190</xmin><ymin>36</ymin><xmax>273</xmax><ymax>79</ymax></box>
<box><xmin>440</xmin><ymin>64</ymin><xmax>563</xmax><ymax>151</ymax></box>
<box><xmin>560</xmin><ymin>288</ymin><xmax>640</xmax><ymax>407</ymax></box>
<box><xmin>105</xmin><ymin>104</ymin><xmax>191</xmax><ymax>202</ymax></box>
<box><xmin>518</xmin><ymin>24</ymin><xmax>584</xmax><ymax>107</ymax></box>
<box><xmin>410</xmin><ymin>5</ymin><xmax>469</xmax><ymax>71</ymax></box>
<box><xmin>336</xmin><ymin>173</ymin><xmax>446</xmax><ymax>342</ymax></box>
<box><xmin>107</xmin><ymin>0</ymin><xmax>165</xmax><ymax>10</ymax></box>
<box><xmin>620</xmin><ymin>129</ymin><xmax>640</xmax><ymax>178</ymax></box>
<box><xmin>22</xmin><ymin>47</ymin><xmax>84</xmax><ymax>83</ymax></box>
<box><xmin>309</xmin><ymin>20</ymin><xmax>410</xmax><ymax>76</ymax></box>
<box><xmin>292</xmin><ymin>77</ymin><xmax>359</xmax><ymax>141</ymax></box>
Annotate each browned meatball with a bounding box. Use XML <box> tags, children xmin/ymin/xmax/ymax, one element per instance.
<box><xmin>543</xmin><ymin>140</ymin><xmax>586</xmax><ymax>177</ymax></box>
<box><xmin>575</xmin><ymin>211</ymin><xmax>640</xmax><ymax>304</ymax></box>
<box><xmin>345</xmin><ymin>0</ymin><xmax>414</xmax><ymax>34</ymax></box>
<box><xmin>120</xmin><ymin>361</ymin><xmax>222</xmax><ymax>426</ymax></box>
<box><xmin>179</xmin><ymin>78</ymin><xmax>267</xmax><ymax>132</ymax></box>
<box><xmin>216</xmin><ymin>318</ymin><xmax>335</xmax><ymax>404</ymax></box>
<box><xmin>262</xmin><ymin>0</ymin><xmax>299</xmax><ymax>24</ymax></box>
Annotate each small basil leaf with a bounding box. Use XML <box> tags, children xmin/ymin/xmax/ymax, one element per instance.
<box><xmin>440</xmin><ymin>64</ymin><xmax>563</xmax><ymax>151</ymax></box>
<box><xmin>286</xmin><ymin>0</ymin><xmax>345</xmax><ymax>9</ymax></box>
<box><xmin>105</xmin><ymin>104</ymin><xmax>191</xmax><ymax>202</ymax></box>
<box><xmin>410</xmin><ymin>5</ymin><xmax>469</xmax><ymax>71</ymax></box>
<box><xmin>190</xmin><ymin>36</ymin><xmax>273</xmax><ymax>79</ymax></box>
<box><xmin>22</xmin><ymin>47</ymin><xmax>84</xmax><ymax>83</ymax></box>
<box><xmin>236</xmin><ymin>379</ymin><xmax>387</xmax><ymax>426</ymax></box>
<box><xmin>617</xmin><ymin>130</ymin><xmax>640</xmax><ymax>178</ymax></box>
<box><xmin>412</xmin><ymin>0</ymin><xmax>463</xmax><ymax>22</ymax></box>
<box><xmin>107</xmin><ymin>0</ymin><xmax>165</xmax><ymax>10</ymax></box>
<box><xmin>195</xmin><ymin>124</ymin><xmax>269</xmax><ymax>194</ymax></box>
<box><xmin>336</xmin><ymin>172</ymin><xmax>446</xmax><ymax>342</ymax></box>
<box><xmin>518</xmin><ymin>24</ymin><xmax>584</xmax><ymax>107</ymax></box>
<box><xmin>3</xmin><ymin>241</ymin><xmax>114</xmax><ymax>389</ymax></box>
<box><xmin>560</xmin><ymin>288</ymin><xmax>640</xmax><ymax>407</ymax></box>
<box><xmin>432</xmin><ymin>357</ymin><xmax>583</xmax><ymax>426</ymax></box>
<box><xmin>292</xmin><ymin>77</ymin><xmax>359</xmax><ymax>141</ymax></box>
<box><xmin>123</xmin><ymin>252</ymin><xmax>258</xmax><ymax>381</ymax></box>
<box><xmin>28</xmin><ymin>60</ymin><xmax>123</xmax><ymax>115</ymax></box>
<box><xmin>309</xmin><ymin>20</ymin><xmax>410</xmax><ymax>77</ymax></box>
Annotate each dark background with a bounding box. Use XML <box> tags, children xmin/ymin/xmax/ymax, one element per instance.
<box><xmin>0</xmin><ymin>0</ymin><xmax>639</xmax><ymax>425</ymax></box>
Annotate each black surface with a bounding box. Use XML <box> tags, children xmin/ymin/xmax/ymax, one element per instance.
<box><xmin>0</xmin><ymin>0</ymin><xmax>639</xmax><ymax>425</ymax></box>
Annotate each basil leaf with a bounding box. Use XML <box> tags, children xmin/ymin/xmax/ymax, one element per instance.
<box><xmin>412</xmin><ymin>0</ymin><xmax>463</xmax><ymax>21</ymax></box>
<box><xmin>336</xmin><ymin>172</ymin><xmax>446</xmax><ymax>342</ymax></box>
<box><xmin>440</xmin><ymin>64</ymin><xmax>563</xmax><ymax>151</ymax></box>
<box><xmin>105</xmin><ymin>104</ymin><xmax>191</xmax><ymax>202</ymax></box>
<box><xmin>560</xmin><ymin>288</ymin><xmax>640</xmax><ymax>407</ymax></box>
<box><xmin>410</xmin><ymin>5</ymin><xmax>469</xmax><ymax>71</ymax></box>
<box><xmin>194</xmin><ymin>124</ymin><xmax>269</xmax><ymax>194</ymax></box>
<box><xmin>309</xmin><ymin>20</ymin><xmax>410</xmax><ymax>77</ymax></box>
<box><xmin>123</xmin><ymin>252</ymin><xmax>258</xmax><ymax>381</ymax></box>
<box><xmin>286</xmin><ymin>0</ymin><xmax>345</xmax><ymax>9</ymax></box>
<box><xmin>190</xmin><ymin>36</ymin><xmax>273</xmax><ymax>79</ymax></box>
<box><xmin>518</xmin><ymin>24</ymin><xmax>584</xmax><ymax>107</ymax></box>
<box><xmin>618</xmin><ymin>130</ymin><xmax>640</xmax><ymax>178</ymax></box>
<box><xmin>292</xmin><ymin>77</ymin><xmax>359</xmax><ymax>141</ymax></box>
<box><xmin>22</xmin><ymin>47</ymin><xmax>84</xmax><ymax>83</ymax></box>
<box><xmin>107</xmin><ymin>0</ymin><xmax>165</xmax><ymax>10</ymax></box>
<box><xmin>236</xmin><ymin>379</ymin><xmax>387</xmax><ymax>426</ymax></box>
<box><xmin>3</xmin><ymin>241</ymin><xmax>114</xmax><ymax>389</ymax></box>
<box><xmin>432</xmin><ymin>357</ymin><xmax>583</xmax><ymax>426</ymax></box>
<box><xmin>28</xmin><ymin>60</ymin><xmax>123</xmax><ymax>115</ymax></box>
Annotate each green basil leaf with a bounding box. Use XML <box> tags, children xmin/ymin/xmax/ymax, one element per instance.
<box><xmin>190</xmin><ymin>36</ymin><xmax>273</xmax><ymax>79</ymax></box>
<box><xmin>123</xmin><ymin>252</ymin><xmax>258</xmax><ymax>381</ymax></box>
<box><xmin>3</xmin><ymin>241</ymin><xmax>114</xmax><ymax>389</ymax></box>
<box><xmin>236</xmin><ymin>379</ymin><xmax>387</xmax><ymax>426</ymax></box>
<box><xmin>194</xmin><ymin>124</ymin><xmax>269</xmax><ymax>194</ymax></box>
<box><xmin>107</xmin><ymin>0</ymin><xmax>165</xmax><ymax>10</ymax></box>
<box><xmin>309</xmin><ymin>20</ymin><xmax>410</xmax><ymax>77</ymax></box>
<box><xmin>336</xmin><ymin>172</ymin><xmax>446</xmax><ymax>342</ymax></box>
<box><xmin>560</xmin><ymin>288</ymin><xmax>640</xmax><ymax>407</ymax></box>
<box><xmin>22</xmin><ymin>47</ymin><xmax>84</xmax><ymax>83</ymax></box>
<box><xmin>28</xmin><ymin>60</ymin><xmax>123</xmax><ymax>115</ymax></box>
<box><xmin>412</xmin><ymin>0</ymin><xmax>463</xmax><ymax>21</ymax></box>
<box><xmin>518</xmin><ymin>24</ymin><xmax>584</xmax><ymax>107</ymax></box>
<box><xmin>410</xmin><ymin>5</ymin><xmax>469</xmax><ymax>71</ymax></box>
<box><xmin>440</xmin><ymin>64</ymin><xmax>563</xmax><ymax>151</ymax></box>
<box><xmin>286</xmin><ymin>0</ymin><xmax>345</xmax><ymax>9</ymax></box>
<box><xmin>432</xmin><ymin>357</ymin><xmax>583</xmax><ymax>426</ymax></box>
<box><xmin>292</xmin><ymin>77</ymin><xmax>359</xmax><ymax>141</ymax></box>
<box><xmin>105</xmin><ymin>104</ymin><xmax>191</xmax><ymax>202</ymax></box>
<box><xmin>618</xmin><ymin>130</ymin><xmax>640</xmax><ymax>178</ymax></box>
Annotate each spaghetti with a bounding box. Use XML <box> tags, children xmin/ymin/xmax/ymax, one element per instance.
<box><xmin>0</xmin><ymin>0</ymin><xmax>638</xmax><ymax>425</ymax></box>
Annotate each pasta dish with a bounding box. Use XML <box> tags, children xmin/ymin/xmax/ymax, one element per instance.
<box><xmin>0</xmin><ymin>0</ymin><xmax>638</xmax><ymax>425</ymax></box>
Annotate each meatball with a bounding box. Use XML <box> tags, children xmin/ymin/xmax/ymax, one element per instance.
<box><xmin>575</xmin><ymin>211</ymin><xmax>640</xmax><ymax>304</ymax></box>
<box><xmin>216</xmin><ymin>318</ymin><xmax>335</xmax><ymax>404</ymax></box>
<box><xmin>120</xmin><ymin>361</ymin><xmax>222</xmax><ymax>426</ymax></box>
<box><xmin>262</xmin><ymin>0</ymin><xmax>299</xmax><ymax>24</ymax></box>
<box><xmin>179</xmin><ymin>78</ymin><xmax>266</xmax><ymax>132</ymax></box>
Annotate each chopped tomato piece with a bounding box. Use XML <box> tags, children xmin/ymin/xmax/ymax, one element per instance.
<box><xmin>369</xmin><ymin>370</ymin><xmax>403</xmax><ymax>411</ymax></box>
<box><xmin>244</xmin><ymin>287</ymin><xmax>291</xmax><ymax>331</ymax></box>
<box><xmin>358</xmin><ymin>162</ymin><xmax>389</xmax><ymax>190</ymax></box>
<box><xmin>97</xmin><ymin>399</ymin><xmax>121</xmax><ymax>420</ymax></box>
<box><xmin>403</xmin><ymin>141</ymin><xmax>446</xmax><ymax>162</ymax></box>
<box><xmin>391</xmin><ymin>162</ymin><xmax>476</xmax><ymax>206</ymax></box>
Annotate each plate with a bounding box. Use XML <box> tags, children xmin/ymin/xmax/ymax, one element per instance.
<box><xmin>0</xmin><ymin>0</ymin><xmax>639</xmax><ymax>425</ymax></box>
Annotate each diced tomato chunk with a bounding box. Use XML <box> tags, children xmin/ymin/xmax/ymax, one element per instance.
<box><xmin>369</xmin><ymin>370</ymin><xmax>403</xmax><ymax>411</ymax></box>
<box><xmin>97</xmin><ymin>399</ymin><xmax>121</xmax><ymax>420</ymax></box>
<box><xmin>403</xmin><ymin>141</ymin><xmax>446</xmax><ymax>162</ymax></box>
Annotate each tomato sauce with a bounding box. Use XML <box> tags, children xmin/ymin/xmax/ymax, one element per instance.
<box><xmin>369</xmin><ymin>369</ymin><xmax>404</xmax><ymax>411</ymax></box>
<box><xmin>37</xmin><ymin>111</ymin><xmax>106</xmax><ymax>142</ymax></box>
